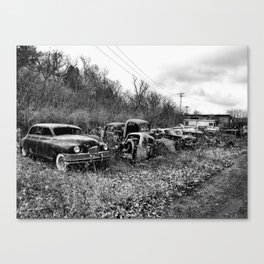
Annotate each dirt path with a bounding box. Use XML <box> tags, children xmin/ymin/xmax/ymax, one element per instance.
<box><xmin>168</xmin><ymin>153</ymin><xmax>248</xmax><ymax>219</ymax></box>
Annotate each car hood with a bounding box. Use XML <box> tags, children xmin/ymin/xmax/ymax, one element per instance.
<box><xmin>52</xmin><ymin>135</ymin><xmax>99</xmax><ymax>146</ymax></box>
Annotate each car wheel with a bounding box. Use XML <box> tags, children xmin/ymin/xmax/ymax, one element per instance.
<box><xmin>21</xmin><ymin>147</ymin><xmax>29</xmax><ymax>157</ymax></box>
<box><xmin>125</xmin><ymin>139</ymin><xmax>135</xmax><ymax>155</ymax></box>
<box><xmin>56</xmin><ymin>154</ymin><xmax>67</xmax><ymax>172</ymax></box>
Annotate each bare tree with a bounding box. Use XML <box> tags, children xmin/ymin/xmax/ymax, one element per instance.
<box><xmin>36</xmin><ymin>50</ymin><xmax>69</xmax><ymax>80</ymax></box>
<box><xmin>131</xmin><ymin>77</ymin><xmax>149</xmax><ymax>114</ymax></box>
<box><xmin>227</xmin><ymin>109</ymin><xmax>248</xmax><ymax>118</ymax></box>
<box><xmin>145</xmin><ymin>91</ymin><xmax>162</xmax><ymax>122</ymax></box>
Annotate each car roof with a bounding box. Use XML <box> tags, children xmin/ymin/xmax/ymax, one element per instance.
<box><xmin>126</xmin><ymin>119</ymin><xmax>149</xmax><ymax>124</ymax></box>
<box><xmin>128</xmin><ymin>132</ymin><xmax>153</xmax><ymax>138</ymax></box>
<box><xmin>33</xmin><ymin>123</ymin><xmax>81</xmax><ymax>129</ymax></box>
<box><xmin>106</xmin><ymin>122</ymin><xmax>125</xmax><ymax>126</ymax></box>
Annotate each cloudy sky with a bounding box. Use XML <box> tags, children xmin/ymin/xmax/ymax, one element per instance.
<box><xmin>37</xmin><ymin>46</ymin><xmax>247</xmax><ymax>114</ymax></box>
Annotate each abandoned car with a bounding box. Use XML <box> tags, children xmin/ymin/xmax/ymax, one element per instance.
<box><xmin>103</xmin><ymin>122</ymin><xmax>125</xmax><ymax>149</ymax></box>
<box><xmin>20</xmin><ymin>123</ymin><xmax>110</xmax><ymax>171</ymax></box>
<box><xmin>120</xmin><ymin>119</ymin><xmax>155</xmax><ymax>160</ymax></box>
<box><xmin>157</xmin><ymin>128</ymin><xmax>197</xmax><ymax>150</ymax></box>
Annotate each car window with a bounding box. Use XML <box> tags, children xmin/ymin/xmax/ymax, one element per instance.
<box><xmin>142</xmin><ymin>137</ymin><xmax>147</xmax><ymax>147</ymax></box>
<box><xmin>28</xmin><ymin>127</ymin><xmax>36</xmax><ymax>135</ymax></box>
<box><xmin>127</xmin><ymin>123</ymin><xmax>139</xmax><ymax>134</ymax></box>
<box><xmin>35</xmin><ymin>126</ymin><xmax>42</xmax><ymax>135</ymax></box>
<box><xmin>148</xmin><ymin>138</ymin><xmax>154</xmax><ymax>144</ymax></box>
<box><xmin>53</xmin><ymin>127</ymin><xmax>83</xmax><ymax>136</ymax></box>
<box><xmin>139</xmin><ymin>123</ymin><xmax>150</xmax><ymax>132</ymax></box>
<box><xmin>106</xmin><ymin>126</ymin><xmax>114</xmax><ymax>132</ymax></box>
<box><xmin>116</xmin><ymin>125</ymin><xmax>124</xmax><ymax>132</ymax></box>
<box><xmin>42</xmin><ymin>127</ymin><xmax>53</xmax><ymax>136</ymax></box>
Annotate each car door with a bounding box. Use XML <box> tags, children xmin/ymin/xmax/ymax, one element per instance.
<box><xmin>34</xmin><ymin>126</ymin><xmax>43</xmax><ymax>155</ymax></box>
<box><xmin>39</xmin><ymin>127</ymin><xmax>53</xmax><ymax>159</ymax></box>
<box><xmin>24</xmin><ymin>126</ymin><xmax>37</xmax><ymax>153</ymax></box>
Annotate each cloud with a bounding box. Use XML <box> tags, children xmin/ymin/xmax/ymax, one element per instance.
<box><xmin>204</xmin><ymin>47</ymin><xmax>247</xmax><ymax>68</ymax></box>
<box><xmin>161</xmin><ymin>65</ymin><xmax>228</xmax><ymax>84</ymax></box>
<box><xmin>193</xmin><ymin>88</ymin><xmax>240</xmax><ymax>107</ymax></box>
<box><xmin>163</xmin><ymin>79</ymin><xmax>246</xmax><ymax>113</ymax></box>
<box><xmin>158</xmin><ymin>47</ymin><xmax>247</xmax><ymax>85</ymax></box>
<box><xmin>152</xmin><ymin>47</ymin><xmax>248</xmax><ymax>114</ymax></box>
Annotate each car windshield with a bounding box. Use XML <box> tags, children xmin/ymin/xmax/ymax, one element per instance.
<box><xmin>53</xmin><ymin>127</ymin><xmax>83</xmax><ymax>136</ymax></box>
<box><xmin>139</xmin><ymin>123</ymin><xmax>150</xmax><ymax>132</ymax></box>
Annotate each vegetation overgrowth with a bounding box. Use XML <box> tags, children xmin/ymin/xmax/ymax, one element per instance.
<box><xmin>17</xmin><ymin>138</ymin><xmax>247</xmax><ymax>219</ymax></box>
<box><xmin>17</xmin><ymin>46</ymin><xmax>186</xmax><ymax>136</ymax></box>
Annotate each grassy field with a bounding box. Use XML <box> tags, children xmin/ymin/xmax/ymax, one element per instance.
<box><xmin>17</xmin><ymin>138</ymin><xmax>247</xmax><ymax>219</ymax></box>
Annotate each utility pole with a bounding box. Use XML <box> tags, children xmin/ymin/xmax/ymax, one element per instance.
<box><xmin>177</xmin><ymin>92</ymin><xmax>185</xmax><ymax>113</ymax></box>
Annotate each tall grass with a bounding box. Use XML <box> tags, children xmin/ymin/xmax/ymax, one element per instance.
<box><xmin>17</xmin><ymin>145</ymin><xmax>247</xmax><ymax>219</ymax></box>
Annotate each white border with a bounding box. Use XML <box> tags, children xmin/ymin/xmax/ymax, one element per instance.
<box><xmin>1</xmin><ymin>0</ymin><xmax>263</xmax><ymax>263</ymax></box>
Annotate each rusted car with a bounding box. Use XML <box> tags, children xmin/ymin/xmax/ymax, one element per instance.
<box><xmin>158</xmin><ymin>128</ymin><xmax>197</xmax><ymax>150</ymax></box>
<box><xmin>103</xmin><ymin>122</ymin><xmax>125</xmax><ymax>149</ymax></box>
<box><xmin>20</xmin><ymin>123</ymin><xmax>110</xmax><ymax>171</ymax></box>
<box><xmin>149</xmin><ymin>128</ymin><xmax>163</xmax><ymax>139</ymax></box>
<box><xmin>120</xmin><ymin>119</ymin><xmax>155</xmax><ymax>161</ymax></box>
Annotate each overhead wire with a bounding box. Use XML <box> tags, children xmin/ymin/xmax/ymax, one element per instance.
<box><xmin>94</xmin><ymin>46</ymin><xmax>136</xmax><ymax>78</ymax></box>
<box><xmin>114</xmin><ymin>45</ymin><xmax>163</xmax><ymax>90</ymax></box>
<box><xmin>106</xmin><ymin>46</ymin><xmax>157</xmax><ymax>90</ymax></box>
<box><xmin>95</xmin><ymin>46</ymin><xmax>159</xmax><ymax>92</ymax></box>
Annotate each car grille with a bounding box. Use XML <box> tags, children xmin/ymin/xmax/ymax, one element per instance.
<box><xmin>89</xmin><ymin>146</ymin><xmax>98</xmax><ymax>154</ymax></box>
<box><xmin>63</xmin><ymin>151</ymin><xmax>110</xmax><ymax>163</ymax></box>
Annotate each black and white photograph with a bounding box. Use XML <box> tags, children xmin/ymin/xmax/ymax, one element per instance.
<box><xmin>17</xmin><ymin>45</ymin><xmax>248</xmax><ymax>219</ymax></box>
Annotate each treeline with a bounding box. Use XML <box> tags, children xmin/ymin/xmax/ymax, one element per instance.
<box><xmin>17</xmin><ymin>46</ymin><xmax>183</xmax><ymax>134</ymax></box>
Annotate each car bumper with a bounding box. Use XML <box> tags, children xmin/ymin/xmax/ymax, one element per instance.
<box><xmin>63</xmin><ymin>151</ymin><xmax>110</xmax><ymax>164</ymax></box>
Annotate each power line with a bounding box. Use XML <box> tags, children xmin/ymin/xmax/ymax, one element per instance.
<box><xmin>96</xmin><ymin>46</ymin><xmax>158</xmax><ymax>92</ymax></box>
<box><xmin>96</xmin><ymin>46</ymin><xmax>183</xmax><ymax>110</ymax></box>
<box><xmin>107</xmin><ymin>46</ymin><xmax>155</xmax><ymax>89</ymax></box>
<box><xmin>115</xmin><ymin>45</ymin><xmax>163</xmax><ymax>90</ymax></box>
<box><xmin>95</xmin><ymin>46</ymin><xmax>136</xmax><ymax>78</ymax></box>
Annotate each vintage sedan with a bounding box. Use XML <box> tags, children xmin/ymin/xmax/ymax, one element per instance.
<box><xmin>20</xmin><ymin>123</ymin><xmax>110</xmax><ymax>171</ymax></box>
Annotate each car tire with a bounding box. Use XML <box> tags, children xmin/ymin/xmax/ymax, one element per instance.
<box><xmin>56</xmin><ymin>154</ymin><xmax>67</xmax><ymax>172</ymax></box>
<box><xmin>21</xmin><ymin>147</ymin><xmax>29</xmax><ymax>157</ymax></box>
<box><xmin>126</xmin><ymin>139</ymin><xmax>135</xmax><ymax>154</ymax></box>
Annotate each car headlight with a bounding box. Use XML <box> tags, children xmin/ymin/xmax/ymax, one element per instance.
<box><xmin>102</xmin><ymin>143</ymin><xmax>108</xmax><ymax>151</ymax></box>
<box><xmin>74</xmin><ymin>146</ymin><xmax>80</xmax><ymax>153</ymax></box>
